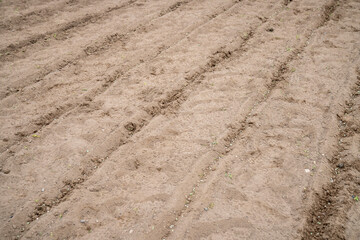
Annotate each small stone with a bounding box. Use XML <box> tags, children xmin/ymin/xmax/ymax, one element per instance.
<box><xmin>41</xmin><ymin>188</ymin><xmax>45</xmax><ymax>192</ymax></box>
<box><xmin>80</xmin><ymin>220</ymin><xmax>86</xmax><ymax>223</ymax></box>
<box><xmin>337</xmin><ymin>163</ymin><xmax>344</xmax><ymax>168</ymax></box>
<box><xmin>124</xmin><ymin>122</ymin><xmax>136</xmax><ymax>132</ymax></box>
<box><xmin>3</xmin><ymin>169</ymin><xmax>10</xmax><ymax>174</ymax></box>
<box><xmin>266</xmin><ymin>27</ymin><xmax>274</xmax><ymax>32</ymax></box>
<box><xmin>204</xmin><ymin>207</ymin><xmax>208</xmax><ymax>211</ymax></box>
<box><xmin>129</xmin><ymin>229</ymin><xmax>133</xmax><ymax>234</ymax></box>
<box><xmin>169</xmin><ymin>225</ymin><xmax>174</xmax><ymax>229</ymax></box>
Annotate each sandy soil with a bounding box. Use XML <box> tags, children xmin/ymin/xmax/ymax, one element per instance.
<box><xmin>0</xmin><ymin>0</ymin><xmax>359</xmax><ymax>239</ymax></box>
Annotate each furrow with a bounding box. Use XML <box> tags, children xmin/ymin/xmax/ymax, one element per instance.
<box><xmin>144</xmin><ymin>0</ymin><xmax>342</xmax><ymax>239</ymax></box>
<box><xmin>7</xmin><ymin>0</ymin><xmax>343</xmax><ymax>237</ymax></box>
<box><xmin>302</xmin><ymin>68</ymin><xmax>360</xmax><ymax>239</ymax></box>
<box><xmin>1</xmin><ymin>0</ymin><xmax>249</xmax><ymax>237</ymax></box>
<box><xmin>223</xmin><ymin>0</ymin><xmax>340</xmax><ymax>149</ymax></box>
<box><xmin>2</xmin><ymin>0</ymin><xmax>359</xmax><ymax>239</ymax></box>
<box><xmin>159</xmin><ymin>0</ymin><xmax>192</xmax><ymax>17</ymax></box>
<box><xmin>0</xmin><ymin>0</ymin><xmax>239</xmax><ymax>156</ymax></box>
<box><xmin>0</xmin><ymin>0</ymin><xmax>92</xmax><ymax>32</ymax></box>
<box><xmin>0</xmin><ymin>0</ymin><xmax>138</xmax><ymax>61</ymax></box>
<box><xmin>20</xmin><ymin>2</ymin><xmax>286</xmax><ymax>234</ymax></box>
<box><xmin>25</xmin><ymin>1</ymin><xmax>250</xmax><ymax>224</ymax></box>
<box><xmin>169</xmin><ymin>0</ymin><xmax>360</xmax><ymax>237</ymax></box>
<box><xmin>0</xmin><ymin>0</ymin><xmax>196</xmax><ymax>100</ymax></box>
<box><xmin>0</xmin><ymin>0</ymin><xmax>204</xmax><ymax>154</ymax></box>
<box><xmin>0</xmin><ymin>0</ymin><xmax>65</xmax><ymax>21</ymax></box>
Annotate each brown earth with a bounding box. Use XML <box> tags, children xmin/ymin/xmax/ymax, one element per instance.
<box><xmin>0</xmin><ymin>0</ymin><xmax>359</xmax><ymax>239</ymax></box>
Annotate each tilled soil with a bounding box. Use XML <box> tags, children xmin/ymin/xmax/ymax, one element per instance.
<box><xmin>0</xmin><ymin>0</ymin><xmax>359</xmax><ymax>239</ymax></box>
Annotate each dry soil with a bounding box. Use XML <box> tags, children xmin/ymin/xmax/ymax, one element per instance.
<box><xmin>0</xmin><ymin>0</ymin><xmax>360</xmax><ymax>239</ymax></box>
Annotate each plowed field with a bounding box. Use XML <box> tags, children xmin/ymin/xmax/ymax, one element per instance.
<box><xmin>1</xmin><ymin>0</ymin><xmax>360</xmax><ymax>239</ymax></box>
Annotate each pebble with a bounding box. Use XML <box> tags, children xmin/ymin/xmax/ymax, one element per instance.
<box><xmin>337</xmin><ymin>163</ymin><xmax>344</xmax><ymax>169</ymax></box>
<box><xmin>80</xmin><ymin>220</ymin><xmax>86</xmax><ymax>223</ymax></box>
<box><xmin>3</xmin><ymin>169</ymin><xmax>10</xmax><ymax>174</ymax></box>
<box><xmin>204</xmin><ymin>207</ymin><xmax>208</xmax><ymax>211</ymax></box>
<box><xmin>129</xmin><ymin>229</ymin><xmax>133</xmax><ymax>234</ymax></box>
<box><xmin>41</xmin><ymin>188</ymin><xmax>45</xmax><ymax>192</ymax></box>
